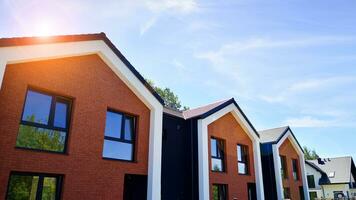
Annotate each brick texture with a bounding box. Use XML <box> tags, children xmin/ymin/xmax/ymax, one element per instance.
<box><xmin>0</xmin><ymin>54</ymin><xmax>150</xmax><ymax>200</ymax></box>
<box><xmin>208</xmin><ymin>113</ymin><xmax>256</xmax><ymax>200</ymax></box>
<box><xmin>279</xmin><ymin>138</ymin><xmax>303</xmax><ymax>200</ymax></box>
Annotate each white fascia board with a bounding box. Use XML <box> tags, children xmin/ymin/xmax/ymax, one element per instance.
<box><xmin>0</xmin><ymin>40</ymin><xmax>163</xmax><ymax>200</ymax></box>
<box><xmin>197</xmin><ymin>103</ymin><xmax>265</xmax><ymax>200</ymax></box>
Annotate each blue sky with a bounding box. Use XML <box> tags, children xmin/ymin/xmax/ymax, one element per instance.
<box><xmin>1</xmin><ymin>0</ymin><xmax>356</xmax><ymax>159</ymax></box>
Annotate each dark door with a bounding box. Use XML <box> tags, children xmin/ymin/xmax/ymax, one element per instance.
<box><xmin>123</xmin><ymin>174</ymin><xmax>147</xmax><ymax>200</ymax></box>
<box><xmin>247</xmin><ymin>183</ymin><xmax>257</xmax><ymax>200</ymax></box>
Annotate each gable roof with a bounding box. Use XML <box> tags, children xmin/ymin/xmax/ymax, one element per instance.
<box><xmin>259</xmin><ymin>126</ymin><xmax>289</xmax><ymax>143</ymax></box>
<box><xmin>306</xmin><ymin>160</ymin><xmax>326</xmax><ymax>175</ymax></box>
<box><xmin>0</xmin><ymin>33</ymin><xmax>164</xmax><ymax>105</ymax></box>
<box><xmin>181</xmin><ymin>98</ymin><xmax>259</xmax><ymax>137</ymax></box>
<box><xmin>259</xmin><ymin>126</ymin><xmax>304</xmax><ymax>153</ymax></box>
<box><xmin>308</xmin><ymin>157</ymin><xmax>356</xmax><ymax>184</ymax></box>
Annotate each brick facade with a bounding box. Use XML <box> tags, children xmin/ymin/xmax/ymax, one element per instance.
<box><xmin>0</xmin><ymin>54</ymin><xmax>150</xmax><ymax>200</ymax></box>
<box><xmin>279</xmin><ymin>138</ymin><xmax>303</xmax><ymax>200</ymax></box>
<box><xmin>207</xmin><ymin>113</ymin><xmax>256</xmax><ymax>199</ymax></box>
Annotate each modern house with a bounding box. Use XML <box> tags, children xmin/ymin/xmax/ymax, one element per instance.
<box><xmin>0</xmin><ymin>33</ymin><xmax>164</xmax><ymax>200</ymax></box>
<box><xmin>259</xmin><ymin>126</ymin><xmax>309</xmax><ymax>200</ymax></box>
<box><xmin>305</xmin><ymin>160</ymin><xmax>330</xmax><ymax>199</ymax></box>
<box><xmin>0</xmin><ymin>33</ymin><xmax>315</xmax><ymax>200</ymax></box>
<box><xmin>162</xmin><ymin>99</ymin><xmax>265</xmax><ymax>200</ymax></box>
<box><xmin>306</xmin><ymin>157</ymin><xmax>356</xmax><ymax>199</ymax></box>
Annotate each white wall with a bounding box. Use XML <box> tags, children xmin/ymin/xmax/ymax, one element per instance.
<box><xmin>322</xmin><ymin>184</ymin><xmax>350</xmax><ymax>198</ymax></box>
<box><xmin>305</xmin><ymin>163</ymin><xmax>323</xmax><ymax>199</ymax></box>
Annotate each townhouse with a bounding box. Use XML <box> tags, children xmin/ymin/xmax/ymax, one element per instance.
<box><xmin>162</xmin><ymin>99</ymin><xmax>265</xmax><ymax>200</ymax></box>
<box><xmin>0</xmin><ymin>33</ymin><xmax>310</xmax><ymax>200</ymax></box>
<box><xmin>306</xmin><ymin>157</ymin><xmax>356</xmax><ymax>199</ymax></box>
<box><xmin>0</xmin><ymin>33</ymin><xmax>163</xmax><ymax>200</ymax></box>
<box><xmin>259</xmin><ymin>126</ymin><xmax>309</xmax><ymax>200</ymax></box>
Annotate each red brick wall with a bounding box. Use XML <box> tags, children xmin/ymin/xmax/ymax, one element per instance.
<box><xmin>279</xmin><ymin>138</ymin><xmax>303</xmax><ymax>200</ymax></box>
<box><xmin>0</xmin><ymin>54</ymin><xmax>150</xmax><ymax>200</ymax></box>
<box><xmin>208</xmin><ymin>113</ymin><xmax>256</xmax><ymax>200</ymax></box>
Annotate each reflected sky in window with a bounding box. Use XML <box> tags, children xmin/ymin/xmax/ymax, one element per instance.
<box><xmin>105</xmin><ymin>112</ymin><xmax>122</xmax><ymax>138</ymax></box>
<box><xmin>103</xmin><ymin>140</ymin><xmax>133</xmax><ymax>161</ymax></box>
<box><xmin>22</xmin><ymin>90</ymin><xmax>52</xmax><ymax>124</ymax></box>
<box><xmin>54</xmin><ymin>102</ymin><xmax>67</xmax><ymax>128</ymax></box>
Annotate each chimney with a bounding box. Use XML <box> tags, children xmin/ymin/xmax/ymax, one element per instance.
<box><xmin>318</xmin><ymin>158</ymin><xmax>325</xmax><ymax>165</ymax></box>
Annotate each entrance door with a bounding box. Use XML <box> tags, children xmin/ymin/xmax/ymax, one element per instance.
<box><xmin>123</xmin><ymin>174</ymin><xmax>147</xmax><ymax>200</ymax></box>
<box><xmin>247</xmin><ymin>183</ymin><xmax>257</xmax><ymax>200</ymax></box>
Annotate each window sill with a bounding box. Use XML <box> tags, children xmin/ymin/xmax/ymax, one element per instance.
<box><xmin>15</xmin><ymin>146</ymin><xmax>68</xmax><ymax>155</ymax></box>
<box><xmin>102</xmin><ymin>157</ymin><xmax>137</xmax><ymax>163</ymax></box>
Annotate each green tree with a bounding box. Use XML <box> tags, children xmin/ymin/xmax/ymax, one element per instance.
<box><xmin>146</xmin><ymin>79</ymin><xmax>189</xmax><ymax>110</ymax></box>
<box><xmin>16</xmin><ymin>115</ymin><xmax>65</xmax><ymax>152</ymax></box>
<box><xmin>303</xmin><ymin>146</ymin><xmax>319</xmax><ymax>160</ymax></box>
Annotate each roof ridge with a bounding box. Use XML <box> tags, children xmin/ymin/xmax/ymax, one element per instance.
<box><xmin>259</xmin><ymin>126</ymin><xmax>289</xmax><ymax>134</ymax></box>
<box><xmin>184</xmin><ymin>98</ymin><xmax>232</xmax><ymax>112</ymax></box>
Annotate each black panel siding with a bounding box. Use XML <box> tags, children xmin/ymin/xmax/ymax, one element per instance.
<box><xmin>260</xmin><ymin>143</ymin><xmax>278</xmax><ymax>200</ymax></box>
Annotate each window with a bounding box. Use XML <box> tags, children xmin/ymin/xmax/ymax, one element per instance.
<box><xmin>237</xmin><ymin>144</ymin><xmax>249</xmax><ymax>175</ymax></box>
<box><xmin>212</xmin><ymin>184</ymin><xmax>227</xmax><ymax>200</ymax></box>
<box><xmin>6</xmin><ymin>172</ymin><xmax>62</xmax><ymax>200</ymax></box>
<box><xmin>328</xmin><ymin>171</ymin><xmax>335</xmax><ymax>178</ymax></box>
<box><xmin>16</xmin><ymin>89</ymin><xmax>71</xmax><ymax>153</ymax></box>
<box><xmin>309</xmin><ymin>191</ymin><xmax>318</xmax><ymax>200</ymax></box>
<box><xmin>283</xmin><ymin>187</ymin><xmax>291</xmax><ymax>199</ymax></box>
<box><xmin>280</xmin><ymin>155</ymin><xmax>288</xmax><ymax>179</ymax></box>
<box><xmin>103</xmin><ymin>110</ymin><xmax>136</xmax><ymax>161</ymax></box>
<box><xmin>211</xmin><ymin>138</ymin><xmax>225</xmax><ymax>172</ymax></box>
<box><xmin>299</xmin><ymin>186</ymin><xmax>305</xmax><ymax>200</ymax></box>
<box><xmin>292</xmin><ymin>159</ymin><xmax>299</xmax><ymax>180</ymax></box>
<box><xmin>307</xmin><ymin>175</ymin><xmax>315</xmax><ymax>188</ymax></box>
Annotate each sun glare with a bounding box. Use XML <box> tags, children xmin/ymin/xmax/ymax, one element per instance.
<box><xmin>34</xmin><ymin>21</ymin><xmax>54</xmax><ymax>37</ymax></box>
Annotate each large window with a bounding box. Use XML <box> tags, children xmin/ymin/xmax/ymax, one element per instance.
<box><xmin>211</xmin><ymin>138</ymin><xmax>225</xmax><ymax>172</ymax></box>
<box><xmin>212</xmin><ymin>184</ymin><xmax>227</xmax><ymax>200</ymax></box>
<box><xmin>237</xmin><ymin>144</ymin><xmax>249</xmax><ymax>175</ymax></box>
<box><xmin>309</xmin><ymin>191</ymin><xmax>317</xmax><ymax>200</ymax></box>
<box><xmin>307</xmin><ymin>175</ymin><xmax>315</xmax><ymax>188</ymax></box>
<box><xmin>16</xmin><ymin>89</ymin><xmax>71</xmax><ymax>153</ymax></box>
<box><xmin>292</xmin><ymin>159</ymin><xmax>300</xmax><ymax>180</ymax></box>
<box><xmin>103</xmin><ymin>110</ymin><xmax>136</xmax><ymax>161</ymax></box>
<box><xmin>6</xmin><ymin>172</ymin><xmax>62</xmax><ymax>200</ymax></box>
<box><xmin>280</xmin><ymin>155</ymin><xmax>288</xmax><ymax>179</ymax></box>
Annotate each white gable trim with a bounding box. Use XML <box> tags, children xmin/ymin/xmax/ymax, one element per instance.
<box><xmin>0</xmin><ymin>40</ymin><xmax>163</xmax><ymax>200</ymax></box>
<box><xmin>272</xmin><ymin>129</ymin><xmax>309</xmax><ymax>200</ymax></box>
<box><xmin>197</xmin><ymin>103</ymin><xmax>265</xmax><ymax>200</ymax></box>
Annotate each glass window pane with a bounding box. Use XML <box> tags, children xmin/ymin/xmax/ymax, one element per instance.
<box><xmin>22</xmin><ymin>90</ymin><xmax>52</xmax><ymax>125</ymax></box>
<box><xmin>16</xmin><ymin>125</ymin><xmax>66</xmax><ymax>152</ymax></box>
<box><xmin>7</xmin><ymin>174</ymin><xmax>39</xmax><ymax>200</ymax></box>
<box><xmin>238</xmin><ymin>163</ymin><xmax>246</xmax><ymax>174</ymax></box>
<box><xmin>103</xmin><ymin>140</ymin><xmax>133</xmax><ymax>161</ymax></box>
<box><xmin>105</xmin><ymin>112</ymin><xmax>122</xmax><ymax>138</ymax></box>
<box><xmin>42</xmin><ymin>177</ymin><xmax>57</xmax><ymax>200</ymax></box>
<box><xmin>211</xmin><ymin>139</ymin><xmax>217</xmax><ymax>157</ymax></box>
<box><xmin>54</xmin><ymin>102</ymin><xmax>67</xmax><ymax>128</ymax></box>
<box><xmin>124</xmin><ymin>117</ymin><xmax>133</xmax><ymax>141</ymax></box>
<box><xmin>212</xmin><ymin>158</ymin><xmax>223</xmax><ymax>171</ymax></box>
<box><xmin>237</xmin><ymin>145</ymin><xmax>242</xmax><ymax>161</ymax></box>
<box><xmin>212</xmin><ymin>185</ymin><xmax>219</xmax><ymax>200</ymax></box>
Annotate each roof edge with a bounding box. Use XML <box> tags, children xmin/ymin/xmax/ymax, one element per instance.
<box><xmin>0</xmin><ymin>32</ymin><xmax>165</xmax><ymax>105</ymax></box>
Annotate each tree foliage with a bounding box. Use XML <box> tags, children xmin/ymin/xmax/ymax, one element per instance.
<box><xmin>303</xmin><ymin>146</ymin><xmax>319</xmax><ymax>160</ymax></box>
<box><xmin>146</xmin><ymin>79</ymin><xmax>189</xmax><ymax>110</ymax></box>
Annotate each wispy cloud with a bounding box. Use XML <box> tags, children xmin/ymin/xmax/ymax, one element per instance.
<box><xmin>140</xmin><ymin>16</ymin><xmax>158</xmax><ymax>35</ymax></box>
<box><xmin>283</xmin><ymin>116</ymin><xmax>335</xmax><ymax>128</ymax></box>
<box><xmin>145</xmin><ymin>0</ymin><xmax>199</xmax><ymax>14</ymax></box>
<box><xmin>196</xmin><ymin>36</ymin><xmax>356</xmax><ymax>64</ymax></box>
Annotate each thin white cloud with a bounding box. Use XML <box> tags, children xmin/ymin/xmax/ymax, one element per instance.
<box><xmin>145</xmin><ymin>0</ymin><xmax>198</xmax><ymax>14</ymax></box>
<box><xmin>197</xmin><ymin>36</ymin><xmax>356</xmax><ymax>65</ymax></box>
<box><xmin>288</xmin><ymin>76</ymin><xmax>356</xmax><ymax>92</ymax></box>
<box><xmin>283</xmin><ymin>116</ymin><xmax>335</xmax><ymax>128</ymax></box>
<box><xmin>140</xmin><ymin>16</ymin><xmax>158</xmax><ymax>35</ymax></box>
